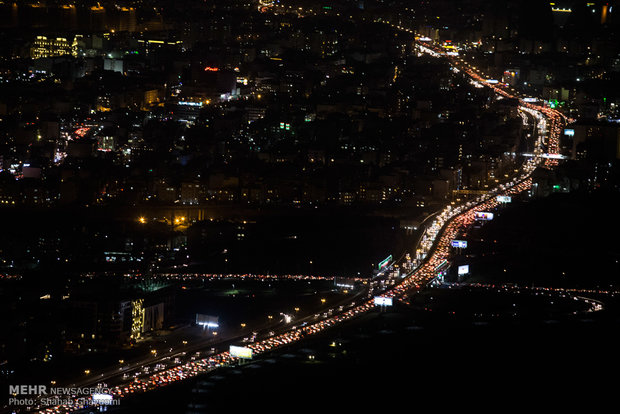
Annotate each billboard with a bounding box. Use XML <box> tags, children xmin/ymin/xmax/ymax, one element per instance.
<box><xmin>92</xmin><ymin>394</ymin><xmax>113</xmax><ymax>405</ymax></box>
<box><xmin>451</xmin><ymin>240</ymin><xmax>468</xmax><ymax>248</ymax></box>
<box><xmin>378</xmin><ymin>255</ymin><xmax>392</xmax><ymax>270</ymax></box>
<box><xmin>564</xmin><ymin>129</ymin><xmax>575</xmax><ymax>137</ymax></box>
<box><xmin>496</xmin><ymin>195</ymin><xmax>512</xmax><ymax>203</ymax></box>
<box><xmin>374</xmin><ymin>297</ymin><xmax>393</xmax><ymax>306</ymax></box>
<box><xmin>458</xmin><ymin>265</ymin><xmax>470</xmax><ymax>275</ymax></box>
<box><xmin>178</xmin><ymin>101</ymin><xmax>203</xmax><ymax>107</ymax></box>
<box><xmin>230</xmin><ymin>345</ymin><xmax>253</xmax><ymax>359</ymax></box>
<box><xmin>474</xmin><ymin>212</ymin><xmax>494</xmax><ymax>220</ymax></box>
<box><xmin>196</xmin><ymin>314</ymin><xmax>219</xmax><ymax>328</ymax></box>
<box><xmin>542</xmin><ymin>153</ymin><xmax>566</xmax><ymax>159</ymax></box>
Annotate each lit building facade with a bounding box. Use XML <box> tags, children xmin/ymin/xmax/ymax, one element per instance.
<box><xmin>30</xmin><ymin>35</ymin><xmax>79</xmax><ymax>59</ymax></box>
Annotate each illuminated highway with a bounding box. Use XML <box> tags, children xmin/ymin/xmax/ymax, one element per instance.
<box><xmin>441</xmin><ymin>282</ymin><xmax>620</xmax><ymax>297</ymax></box>
<box><xmin>34</xmin><ymin>176</ymin><xmax>542</xmax><ymax>414</ymax></box>
<box><xmin>32</xmin><ymin>8</ymin><xmax>577</xmax><ymax>414</ymax></box>
<box><xmin>426</xmin><ymin>283</ymin><xmax>607</xmax><ymax>314</ymax></box>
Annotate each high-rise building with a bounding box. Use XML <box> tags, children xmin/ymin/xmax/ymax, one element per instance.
<box><xmin>30</xmin><ymin>35</ymin><xmax>78</xmax><ymax>59</ymax></box>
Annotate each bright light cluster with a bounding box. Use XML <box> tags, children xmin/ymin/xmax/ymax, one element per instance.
<box><xmin>122</xmin><ymin>273</ymin><xmax>364</xmax><ymax>282</ymax></box>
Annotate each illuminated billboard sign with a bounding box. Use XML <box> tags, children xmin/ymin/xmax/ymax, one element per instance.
<box><xmin>497</xmin><ymin>195</ymin><xmax>512</xmax><ymax>203</ymax></box>
<box><xmin>564</xmin><ymin>129</ymin><xmax>575</xmax><ymax>136</ymax></box>
<box><xmin>178</xmin><ymin>101</ymin><xmax>203</xmax><ymax>107</ymax></box>
<box><xmin>451</xmin><ymin>240</ymin><xmax>468</xmax><ymax>248</ymax></box>
<box><xmin>374</xmin><ymin>297</ymin><xmax>393</xmax><ymax>306</ymax></box>
<box><xmin>458</xmin><ymin>265</ymin><xmax>470</xmax><ymax>275</ymax></box>
<box><xmin>522</xmin><ymin>97</ymin><xmax>538</xmax><ymax>102</ymax></box>
<box><xmin>378</xmin><ymin>255</ymin><xmax>392</xmax><ymax>270</ymax></box>
<box><xmin>474</xmin><ymin>212</ymin><xmax>494</xmax><ymax>220</ymax></box>
<box><xmin>92</xmin><ymin>393</ymin><xmax>113</xmax><ymax>404</ymax></box>
<box><xmin>230</xmin><ymin>345</ymin><xmax>253</xmax><ymax>359</ymax></box>
<box><xmin>542</xmin><ymin>153</ymin><xmax>567</xmax><ymax>159</ymax></box>
<box><xmin>196</xmin><ymin>314</ymin><xmax>219</xmax><ymax>328</ymax></box>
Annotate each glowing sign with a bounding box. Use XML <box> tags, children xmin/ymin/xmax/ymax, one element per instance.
<box><xmin>497</xmin><ymin>195</ymin><xmax>512</xmax><ymax>203</ymax></box>
<box><xmin>178</xmin><ymin>101</ymin><xmax>203</xmax><ymax>107</ymax></box>
<box><xmin>486</xmin><ymin>79</ymin><xmax>499</xmax><ymax>84</ymax></box>
<box><xmin>451</xmin><ymin>240</ymin><xmax>468</xmax><ymax>248</ymax></box>
<box><xmin>92</xmin><ymin>394</ymin><xmax>113</xmax><ymax>403</ymax></box>
<box><xmin>522</xmin><ymin>97</ymin><xmax>538</xmax><ymax>102</ymax></box>
<box><xmin>204</xmin><ymin>66</ymin><xmax>220</xmax><ymax>72</ymax></box>
<box><xmin>564</xmin><ymin>129</ymin><xmax>575</xmax><ymax>136</ymax></box>
<box><xmin>378</xmin><ymin>255</ymin><xmax>392</xmax><ymax>270</ymax></box>
<box><xmin>196</xmin><ymin>314</ymin><xmax>219</xmax><ymax>328</ymax></box>
<box><xmin>230</xmin><ymin>345</ymin><xmax>253</xmax><ymax>359</ymax></box>
<box><xmin>374</xmin><ymin>296</ymin><xmax>393</xmax><ymax>306</ymax></box>
<box><xmin>458</xmin><ymin>265</ymin><xmax>469</xmax><ymax>275</ymax></box>
<box><xmin>474</xmin><ymin>212</ymin><xmax>494</xmax><ymax>220</ymax></box>
<box><xmin>542</xmin><ymin>153</ymin><xmax>567</xmax><ymax>159</ymax></box>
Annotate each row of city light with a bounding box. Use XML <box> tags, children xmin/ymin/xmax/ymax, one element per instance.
<box><xmin>38</xmin><ymin>11</ymin><xmax>569</xmax><ymax>414</ymax></box>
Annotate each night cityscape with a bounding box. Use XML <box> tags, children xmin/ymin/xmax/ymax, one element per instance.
<box><xmin>1</xmin><ymin>0</ymin><xmax>620</xmax><ymax>412</ymax></box>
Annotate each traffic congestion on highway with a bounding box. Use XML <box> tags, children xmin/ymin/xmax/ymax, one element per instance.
<box><xmin>34</xmin><ymin>13</ymin><xmax>570</xmax><ymax>414</ymax></box>
<box><xmin>36</xmin><ymin>180</ymin><xmax>539</xmax><ymax>414</ymax></box>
